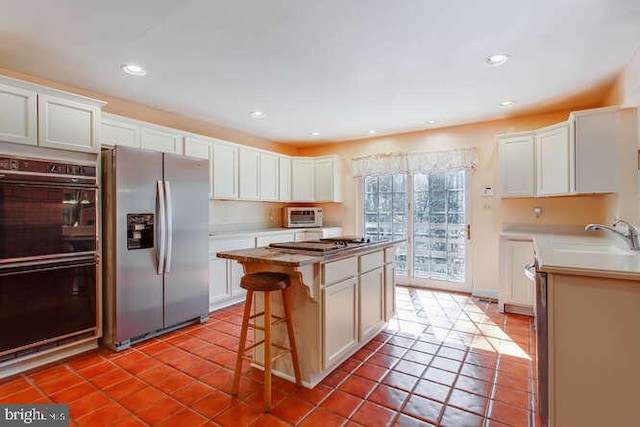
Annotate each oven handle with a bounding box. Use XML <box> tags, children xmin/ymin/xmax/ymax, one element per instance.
<box><xmin>0</xmin><ymin>179</ymin><xmax>97</xmax><ymax>189</ymax></box>
<box><xmin>524</xmin><ymin>262</ymin><xmax>536</xmax><ymax>282</ymax></box>
<box><xmin>0</xmin><ymin>256</ymin><xmax>96</xmax><ymax>276</ymax></box>
<box><xmin>157</xmin><ymin>180</ymin><xmax>166</xmax><ymax>275</ymax></box>
<box><xmin>0</xmin><ymin>251</ymin><xmax>97</xmax><ymax>266</ymax></box>
<box><xmin>164</xmin><ymin>181</ymin><xmax>173</xmax><ymax>274</ymax></box>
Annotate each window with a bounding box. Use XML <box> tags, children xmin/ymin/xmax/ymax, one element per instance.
<box><xmin>363</xmin><ymin>170</ymin><xmax>468</xmax><ymax>287</ymax></box>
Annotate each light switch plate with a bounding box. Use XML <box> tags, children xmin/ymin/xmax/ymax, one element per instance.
<box><xmin>481</xmin><ymin>186</ymin><xmax>494</xmax><ymax>197</ymax></box>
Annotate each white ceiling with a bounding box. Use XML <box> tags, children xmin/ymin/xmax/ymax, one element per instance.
<box><xmin>1</xmin><ymin>0</ymin><xmax>640</xmax><ymax>144</ymax></box>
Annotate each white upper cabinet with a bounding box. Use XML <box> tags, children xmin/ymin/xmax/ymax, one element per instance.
<box><xmin>498</xmin><ymin>133</ymin><xmax>535</xmax><ymax>197</ymax></box>
<box><xmin>570</xmin><ymin>107</ymin><xmax>618</xmax><ymax>193</ymax></box>
<box><xmin>141</xmin><ymin>127</ymin><xmax>182</xmax><ymax>154</ymax></box>
<box><xmin>101</xmin><ymin>116</ymin><xmax>140</xmax><ymax>148</ymax></box>
<box><xmin>278</xmin><ymin>156</ymin><xmax>292</xmax><ymax>202</ymax></box>
<box><xmin>38</xmin><ymin>94</ymin><xmax>100</xmax><ymax>153</ymax></box>
<box><xmin>498</xmin><ymin>106</ymin><xmax>621</xmax><ymax>198</ymax></box>
<box><xmin>212</xmin><ymin>140</ymin><xmax>239</xmax><ymax>199</ymax></box>
<box><xmin>0</xmin><ymin>82</ymin><xmax>37</xmax><ymax>146</ymax></box>
<box><xmin>259</xmin><ymin>152</ymin><xmax>279</xmax><ymax>201</ymax></box>
<box><xmin>238</xmin><ymin>147</ymin><xmax>260</xmax><ymax>200</ymax></box>
<box><xmin>315</xmin><ymin>156</ymin><xmax>341</xmax><ymax>202</ymax></box>
<box><xmin>291</xmin><ymin>158</ymin><xmax>315</xmax><ymax>201</ymax></box>
<box><xmin>0</xmin><ymin>76</ymin><xmax>104</xmax><ymax>153</ymax></box>
<box><xmin>184</xmin><ymin>136</ymin><xmax>213</xmax><ymax>198</ymax></box>
<box><xmin>536</xmin><ymin>123</ymin><xmax>570</xmax><ymax>196</ymax></box>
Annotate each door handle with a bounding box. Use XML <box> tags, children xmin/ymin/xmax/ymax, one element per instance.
<box><xmin>164</xmin><ymin>181</ymin><xmax>173</xmax><ymax>273</ymax></box>
<box><xmin>156</xmin><ymin>180</ymin><xmax>166</xmax><ymax>275</ymax></box>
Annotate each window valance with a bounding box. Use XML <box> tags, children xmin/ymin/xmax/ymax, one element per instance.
<box><xmin>351</xmin><ymin>148</ymin><xmax>477</xmax><ymax>177</ymax></box>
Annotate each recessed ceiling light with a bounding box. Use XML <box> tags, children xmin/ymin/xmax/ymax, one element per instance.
<box><xmin>250</xmin><ymin>111</ymin><xmax>266</xmax><ymax>119</ymax></box>
<box><xmin>499</xmin><ymin>100</ymin><xmax>517</xmax><ymax>108</ymax></box>
<box><xmin>368</xmin><ymin>130</ymin><xmax>376</xmax><ymax>134</ymax></box>
<box><xmin>310</xmin><ymin>132</ymin><xmax>320</xmax><ymax>136</ymax></box>
<box><xmin>121</xmin><ymin>63</ymin><xmax>147</xmax><ymax>76</ymax></box>
<box><xmin>484</xmin><ymin>54</ymin><xmax>509</xmax><ymax>67</ymax></box>
<box><xmin>425</xmin><ymin>120</ymin><xmax>440</xmax><ymax>125</ymax></box>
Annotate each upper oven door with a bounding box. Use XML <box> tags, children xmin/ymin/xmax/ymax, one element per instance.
<box><xmin>0</xmin><ymin>182</ymin><xmax>97</xmax><ymax>262</ymax></box>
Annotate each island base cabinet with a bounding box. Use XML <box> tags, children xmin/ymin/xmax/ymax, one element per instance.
<box><xmin>322</xmin><ymin>277</ymin><xmax>358</xmax><ymax>369</ymax></box>
<box><xmin>548</xmin><ymin>273</ymin><xmax>640</xmax><ymax>427</ymax></box>
<box><xmin>359</xmin><ymin>267</ymin><xmax>384</xmax><ymax>342</ymax></box>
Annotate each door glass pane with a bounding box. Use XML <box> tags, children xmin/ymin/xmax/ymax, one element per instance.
<box><xmin>363</xmin><ymin>170</ymin><xmax>467</xmax><ymax>284</ymax></box>
<box><xmin>412</xmin><ymin>171</ymin><xmax>466</xmax><ymax>283</ymax></box>
<box><xmin>363</xmin><ymin>174</ymin><xmax>407</xmax><ymax>275</ymax></box>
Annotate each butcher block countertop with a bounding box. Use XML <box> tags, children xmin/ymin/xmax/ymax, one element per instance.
<box><xmin>216</xmin><ymin>238</ymin><xmax>404</xmax><ymax>267</ymax></box>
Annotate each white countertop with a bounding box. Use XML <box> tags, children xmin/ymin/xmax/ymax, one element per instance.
<box><xmin>534</xmin><ymin>234</ymin><xmax>640</xmax><ymax>280</ymax></box>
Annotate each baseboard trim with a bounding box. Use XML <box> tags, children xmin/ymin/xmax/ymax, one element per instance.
<box><xmin>471</xmin><ymin>289</ymin><xmax>499</xmax><ymax>300</ymax></box>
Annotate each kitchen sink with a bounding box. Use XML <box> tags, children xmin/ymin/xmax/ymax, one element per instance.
<box><xmin>554</xmin><ymin>241</ymin><xmax>636</xmax><ymax>255</ymax></box>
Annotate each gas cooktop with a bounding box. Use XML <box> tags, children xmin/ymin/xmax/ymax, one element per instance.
<box><xmin>268</xmin><ymin>236</ymin><xmax>371</xmax><ymax>253</ymax></box>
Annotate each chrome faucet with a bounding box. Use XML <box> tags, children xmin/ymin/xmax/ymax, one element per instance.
<box><xmin>585</xmin><ymin>219</ymin><xmax>640</xmax><ymax>251</ymax></box>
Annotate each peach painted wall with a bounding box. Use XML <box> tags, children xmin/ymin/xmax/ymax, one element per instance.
<box><xmin>0</xmin><ymin>67</ymin><xmax>298</xmax><ymax>228</ymax></box>
<box><xmin>0</xmin><ymin>67</ymin><xmax>297</xmax><ymax>156</ymax></box>
<box><xmin>297</xmin><ymin>110</ymin><xmax>615</xmax><ymax>295</ymax></box>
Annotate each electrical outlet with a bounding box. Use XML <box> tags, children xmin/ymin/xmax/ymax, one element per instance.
<box><xmin>533</xmin><ymin>207</ymin><xmax>542</xmax><ymax>218</ymax></box>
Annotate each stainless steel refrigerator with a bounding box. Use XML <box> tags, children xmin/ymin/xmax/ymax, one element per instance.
<box><xmin>102</xmin><ymin>146</ymin><xmax>209</xmax><ymax>350</ymax></box>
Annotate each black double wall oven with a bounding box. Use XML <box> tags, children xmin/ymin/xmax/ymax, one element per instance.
<box><xmin>0</xmin><ymin>156</ymin><xmax>98</xmax><ymax>360</ymax></box>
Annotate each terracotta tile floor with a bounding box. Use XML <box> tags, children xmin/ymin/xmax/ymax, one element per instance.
<box><xmin>0</xmin><ymin>287</ymin><xmax>541</xmax><ymax>426</ymax></box>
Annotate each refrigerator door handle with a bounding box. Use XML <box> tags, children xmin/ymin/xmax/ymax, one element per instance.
<box><xmin>164</xmin><ymin>180</ymin><xmax>173</xmax><ymax>273</ymax></box>
<box><xmin>156</xmin><ymin>180</ymin><xmax>166</xmax><ymax>275</ymax></box>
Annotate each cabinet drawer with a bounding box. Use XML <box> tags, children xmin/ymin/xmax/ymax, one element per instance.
<box><xmin>210</xmin><ymin>237</ymin><xmax>255</xmax><ymax>255</ymax></box>
<box><xmin>384</xmin><ymin>247</ymin><xmax>396</xmax><ymax>263</ymax></box>
<box><xmin>256</xmin><ymin>232</ymin><xmax>295</xmax><ymax>247</ymax></box>
<box><xmin>360</xmin><ymin>251</ymin><xmax>384</xmax><ymax>273</ymax></box>
<box><xmin>322</xmin><ymin>257</ymin><xmax>357</xmax><ymax>285</ymax></box>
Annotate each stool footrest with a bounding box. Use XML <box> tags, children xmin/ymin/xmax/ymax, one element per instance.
<box><xmin>241</xmin><ymin>340</ymin><xmax>294</xmax><ymax>356</ymax></box>
<box><xmin>241</xmin><ymin>347</ymin><xmax>295</xmax><ymax>366</ymax></box>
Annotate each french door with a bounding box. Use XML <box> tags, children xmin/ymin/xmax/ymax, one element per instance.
<box><xmin>363</xmin><ymin>170</ymin><xmax>470</xmax><ymax>291</ymax></box>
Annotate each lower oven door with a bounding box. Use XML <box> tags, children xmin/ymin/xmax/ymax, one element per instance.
<box><xmin>0</xmin><ymin>257</ymin><xmax>97</xmax><ymax>357</ymax></box>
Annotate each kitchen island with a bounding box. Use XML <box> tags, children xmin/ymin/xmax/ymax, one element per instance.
<box><xmin>217</xmin><ymin>238</ymin><xmax>402</xmax><ymax>388</ymax></box>
<box><xmin>532</xmin><ymin>233</ymin><xmax>640</xmax><ymax>427</ymax></box>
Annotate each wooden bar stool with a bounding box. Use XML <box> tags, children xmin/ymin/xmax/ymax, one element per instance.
<box><xmin>231</xmin><ymin>272</ymin><xmax>302</xmax><ymax>412</ymax></box>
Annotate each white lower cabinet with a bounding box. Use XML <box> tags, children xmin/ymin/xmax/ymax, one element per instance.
<box><xmin>322</xmin><ymin>277</ymin><xmax>358</xmax><ymax>368</ymax></box>
<box><xmin>359</xmin><ymin>267</ymin><xmax>385</xmax><ymax>341</ymax></box>
<box><xmin>499</xmin><ymin>238</ymin><xmax>534</xmax><ymax>315</ymax></box>
<box><xmin>321</xmin><ymin>249</ymin><xmax>389</xmax><ymax>369</ymax></box>
<box><xmin>209</xmin><ymin>236</ymin><xmax>254</xmax><ymax>311</ymax></box>
<box><xmin>256</xmin><ymin>231</ymin><xmax>296</xmax><ymax>247</ymax></box>
<box><xmin>295</xmin><ymin>230</ymin><xmax>323</xmax><ymax>242</ymax></box>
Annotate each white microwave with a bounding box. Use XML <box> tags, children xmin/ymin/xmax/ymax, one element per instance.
<box><xmin>284</xmin><ymin>207</ymin><xmax>323</xmax><ymax>228</ymax></box>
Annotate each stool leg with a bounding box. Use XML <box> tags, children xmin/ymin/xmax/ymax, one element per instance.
<box><xmin>232</xmin><ymin>289</ymin><xmax>253</xmax><ymax>396</ymax></box>
<box><xmin>281</xmin><ymin>288</ymin><xmax>302</xmax><ymax>387</ymax></box>
<box><xmin>264</xmin><ymin>291</ymin><xmax>272</xmax><ymax>412</ymax></box>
